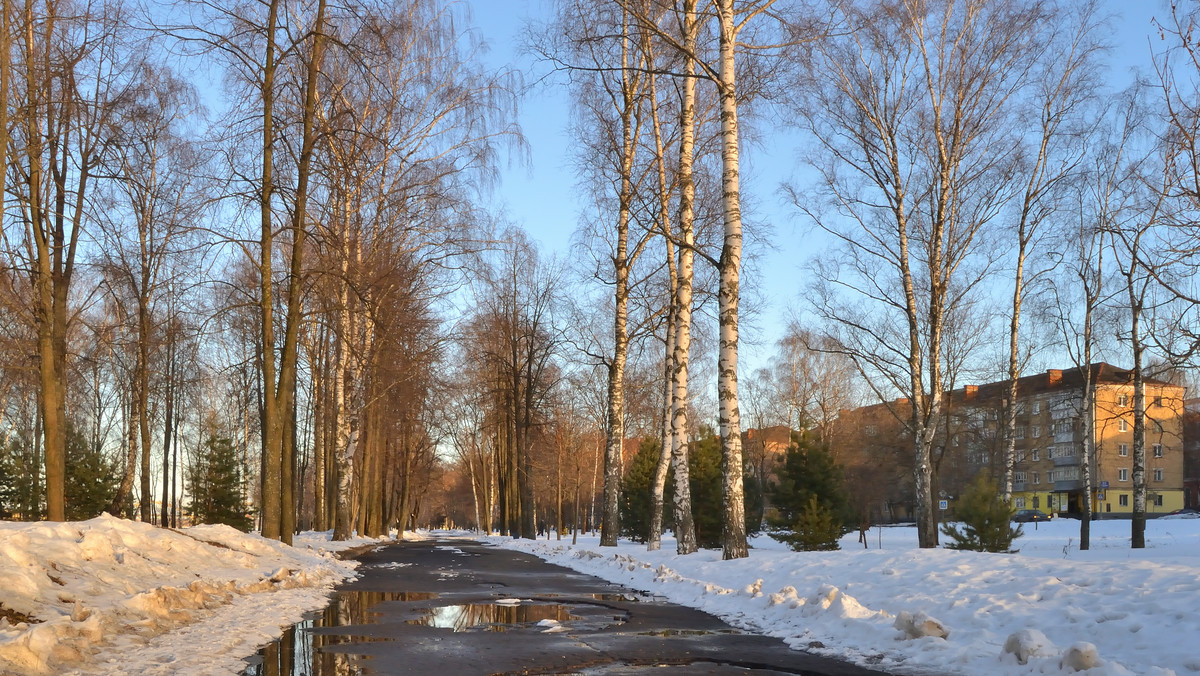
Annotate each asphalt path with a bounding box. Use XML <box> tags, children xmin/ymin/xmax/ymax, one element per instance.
<box><xmin>244</xmin><ymin>538</ymin><xmax>891</xmax><ymax>676</ymax></box>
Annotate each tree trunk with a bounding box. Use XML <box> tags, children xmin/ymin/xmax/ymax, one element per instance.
<box><xmin>715</xmin><ymin>0</ymin><xmax>747</xmax><ymax>560</ymax></box>
<box><xmin>258</xmin><ymin>0</ymin><xmax>282</xmax><ymax>541</ymax></box>
<box><xmin>160</xmin><ymin>329</ymin><xmax>176</xmax><ymax>528</ymax></box>
<box><xmin>670</xmin><ymin>0</ymin><xmax>700</xmax><ymax>555</ymax></box>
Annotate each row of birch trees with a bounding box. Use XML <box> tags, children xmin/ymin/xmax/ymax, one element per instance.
<box><xmin>537</xmin><ymin>0</ymin><xmax>1200</xmax><ymax>556</ymax></box>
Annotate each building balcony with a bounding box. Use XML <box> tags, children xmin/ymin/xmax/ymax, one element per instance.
<box><xmin>1053</xmin><ymin>454</ymin><xmax>1080</xmax><ymax>467</ymax></box>
<box><xmin>1013</xmin><ymin>482</ymin><xmax>1027</xmax><ymax>492</ymax></box>
<box><xmin>1054</xmin><ymin>432</ymin><xmax>1075</xmax><ymax>443</ymax></box>
<box><xmin>1054</xmin><ymin>479</ymin><xmax>1082</xmax><ymax>491</ymax></box>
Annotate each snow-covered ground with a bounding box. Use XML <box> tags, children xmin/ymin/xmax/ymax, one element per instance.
<box><xmin>1</xmin><ymin>515</ymin><xmax>1196</xmax><ymax>675</ymax></box>
<box><xmin>0</xmin><ymin>515</ymin><xmax>382</xmax><ymax>675</ymax></box>
<box><xmin>486</xmin><ymin>516</ymin><xmax>1200</xmax><ymax>676</ymax></box>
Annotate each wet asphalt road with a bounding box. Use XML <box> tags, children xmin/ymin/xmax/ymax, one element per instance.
<box><xmin>245</xmin><ymin>538</ymin><xmax>890</xmax><ymax>676</ymax></box>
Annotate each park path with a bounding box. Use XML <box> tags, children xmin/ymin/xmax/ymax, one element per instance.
<box><xmin>242</xmin><ymin>538</ymin><xmax>889</xmax><ymax>676</ymax></box>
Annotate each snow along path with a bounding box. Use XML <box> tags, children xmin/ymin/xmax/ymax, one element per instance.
<box><xmin>485</xmin><ymin>517</ymin><xmax>1200</xmax><ymax>676</ymax></box>
<box><xmin>0</xmin><ymin>515</ymin><xmax>381</xmax><ymax>675</ymax></box>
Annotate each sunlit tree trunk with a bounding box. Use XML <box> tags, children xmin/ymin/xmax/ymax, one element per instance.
<box><xmin>714</xmin><ymin>0</ymin><xmax>748</xmax><ymax>560</ymax></box>
<box><xmin>669</xmin><ymin>0</ymin><xmax>700</xmax><ymax>555</ymax></box>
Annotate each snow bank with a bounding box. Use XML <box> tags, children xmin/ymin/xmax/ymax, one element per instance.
<box><xmin>0</xmin><ymin>515</ymin><xmax>369</xmax><ymax>675</ymax></box>
<box><xmin>488</xmin><ymin>518</ymin><xmax>1200</xmax><ymax>676</ymax></box>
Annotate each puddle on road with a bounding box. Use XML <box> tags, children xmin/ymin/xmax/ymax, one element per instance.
<box><xmin>241</xmin><ymin>590</ymin><xmax>431</xmax><ymax>676</ymax></box>
<box><xmin>242</xmin><ymin>591</ymin><xmax>628</xmax><ymax>674</ymax></box>
<box><xmin>407</xmin><ymin>601</ymin><xmax>580</xmax><ymax>632</ymax></box>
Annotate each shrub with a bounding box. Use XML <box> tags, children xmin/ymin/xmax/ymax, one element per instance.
<box><xmin>940</xmin><ymin>474</ymin><xmax>1022</xmax><ymax>553</ymax></box>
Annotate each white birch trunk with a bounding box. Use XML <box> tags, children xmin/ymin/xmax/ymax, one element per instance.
<box><xmin>715</xmin><ymin>0</ymin><xmax>747</xmax><ymax>560</ymax></box>
<box><xmin>600</xmin><ymin>12</ymin><xmax>640</xmax><ymax>547</ymax></box>
<box><xmin>669</xmin><ymin>0</ymin><xmax>700</xmax><ymax>555</ymax></box>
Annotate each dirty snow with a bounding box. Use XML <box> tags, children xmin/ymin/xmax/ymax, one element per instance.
<box><xmin>488</xmin><ymin>517</ymin><xmax>1200</xmax><ymax>676</ymax></box>
<box><xmin>0</xmin><ymin>514</ymin><xmax>381</xmax><ymax>675</ymax></box>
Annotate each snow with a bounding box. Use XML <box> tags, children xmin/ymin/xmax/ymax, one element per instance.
<box><xmin>0</xmin><ymin>514</ymin><xmax>380</xmax><ymax>675</ymax></box>
<box><xmin>1</xmin><ymin>514</ymin><xmax>1197</xmax><ymax>675</ymax></box>
<box><xmin>486</xmin><ymin>517</ymin><xmax>1200</xmax><ymax>676</ymax></box>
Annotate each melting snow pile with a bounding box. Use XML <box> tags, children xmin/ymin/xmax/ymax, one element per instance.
<box><xmin>490</xmin><ymin>518</ymin><xmax>1200</xmax><ymax>676</ymax></box>
<box><xmin>0</xmin><ymin>515</ymin><xmax>366</xmax><ymax>675</ymax></box>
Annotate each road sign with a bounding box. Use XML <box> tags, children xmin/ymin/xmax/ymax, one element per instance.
<box><xmin>1097</xmin><ymin>493</ymin><xmax>1105</xmax><ymax>500</ymax></box>
<box><xmin>1100</xmin><ymin>481</ymin><xmax>1110</xmax><ymax>488</ymax></box>
<box><xmin>939</xmin><ymin>499</ymin><xmax>948</xmax><ymax>511</ymax></box>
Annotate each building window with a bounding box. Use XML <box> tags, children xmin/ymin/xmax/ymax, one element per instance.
<box><xmin>1033</xmin><ymin>496</ymin><xmax>1040</xmax><ymax>508</ymax></box>
<box><xmin>1118</xmin><ymin>394</ymin><xmax>1128</xmax><ymax>407</ymax></box>
<box><xmin>1032</xmin><ymin>425</ymin><xmax>1041</xmax><ymax>438</ymax></box>
<box><xmin>1153</xmin><ymin>395</ymin><xmax>1162</xmax><ymax>407</ymax></box>
<box><xmin>1047</xmin><ymin>447</ymin><xmax>1055</xmax><ymax>459</ymax></box>
<box><xmin>952</xmin><ymin>434</ymin><xmax>959</xmax><ymax>446</ymax></box>
<box><xmin>1153</xmin><ymin>444</ymin><xmax>1163</xmax><ymax>458</ymax></box>
<box><xmin>1119</xmin><ymin>418</ymin><xmax>1128</xmax><ymax>432</ymax></box>
<box><xmin>1032</xmin><ymin>472</ymin><xmax>1040</xmax><ymax>485</ymax></box>
<box><xmin>1154</xmin><ymin>419</ymin><xmax>1163</xmax><ymax>433</ymax></box>
<box><xmin>1120</xmin><ymin>494</ymin><xmax>1129</xmax><ymax>507</ymax></box>
<box><xmin>1016</xmin><ymin>426</ymin><xmax>1025</xmax><ymax>439</ymax></box>
<box><xmin>1119</xmin><ymin>443</ymin><xmax>1129</xmax><ymax>457</ymax></box>
<box><xmin>1032</xmin><ymin>449</ymin><xmax>1040</xmax><ymax>461</ymax></box>
<box><xmin>1015</xmin><ymin>497</ymin><xmax>1026</xmax><ymax>509</ymax></box>
<box><xmin>1119</xmin><ymin>468</ymin><xmax>1129</xmax><ymax>482</ymax></box>
<box><xmin>1154</xmin><ymin>468</ymin><xmax>1163</xmax><ymax>482</ymax></box>
<box><xmin>1033</xmin><ymin>401</ymin><xmax>1041</xmax><ymax>415</ymax></box>
<box><xmin>1015</xmin><ymin>471</ymin><xmax>1026</xmax><ymax>483</ymax></box>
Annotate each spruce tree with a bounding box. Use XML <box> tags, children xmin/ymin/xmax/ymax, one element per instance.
<box><xmin>940</xmin><ymin>473</ymin><xmax>1023</xmax><ymax>553</ymax></box>
<box><xmin>621</xmin><ymin>429</ymin><xmax>763</xmax><ymax>547</ymax></box>
<box><xmin>64</xmin><ymin>426</ymin><xmax>119</xmax><ymax>521</ymax></box>
<box><xmin>187</xmin><ymin>435</ymin><xmax>252</xmax><ymax>531</ymax></box>
<box><xmin>768</xmin><ymin>433</ymin><xmax>851</xmax><ymax>549</ymax></box>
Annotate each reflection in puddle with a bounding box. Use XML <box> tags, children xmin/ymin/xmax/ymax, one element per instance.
<box><xmin>407</xmin><ymin>602</ymin><xmax>580</xmax><ymax>632</ymax></box>
<box><xmin>591</xmin><ymin>593</ymin><xmax>644</xmax><ymax>602</ymax></box>
<box><xmin>241</xmin><ymin>591</ymin><xmax>434</xmax><ymax>675</ymax></box>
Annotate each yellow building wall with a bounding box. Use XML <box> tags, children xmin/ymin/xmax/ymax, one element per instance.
<box><xmin>1094</xmin><ymin>490</ymin><xmax>1184</xmax><ymax>515</ymax></box>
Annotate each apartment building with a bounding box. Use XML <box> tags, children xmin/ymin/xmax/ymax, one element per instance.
<box><xmin>826</xmin><ymin>363</ymin><xmax>1186</xmax><ymax>520</ymax></box>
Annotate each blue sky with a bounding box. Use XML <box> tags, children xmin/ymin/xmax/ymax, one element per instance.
<box><xmin>462</xmin><ymin>0</ymin><xmax>1167</xmax><ymax>376</ymax></box>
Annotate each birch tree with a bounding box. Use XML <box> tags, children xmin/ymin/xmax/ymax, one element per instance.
<box><xmin>998</xmin><ymin>1</ymin><xmax>1104</xmax><ymax>503</ymax></box>
<box><xmin>796</xmin><ymin>0</ymin><xmax>1048</xmax><ymax>547</ymax></box>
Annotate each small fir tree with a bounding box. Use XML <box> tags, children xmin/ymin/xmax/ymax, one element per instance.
<box><xmin>768</xmin><ymin>433</ymin><xmax>851</xmax><ymax>549</ymax></box>
<box><xmin>940</xmin><ymin>473</ymin><xmax>1023</xmax><ymax>553</ymax></box>
<box><xmin>64</xmin><ymin>426</ymin><xmax>119</xmax><ymax>521</ymax></box>
<box><xmin>0</xmin><ymin>435</ymin><xmax>43</xmax><ymax>520</ymax></box>
<box><xmin>774</xmin><ymin>495</ymin><xmax>843</xmax><ymax>551</ymax></box>
<box><xmin>187</xmin><ymin>435</ymin><xmax>252</xmax><ymax>531</ymax></box>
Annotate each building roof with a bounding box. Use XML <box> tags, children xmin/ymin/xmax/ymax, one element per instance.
<box><xmin>836</xmin><ymin>363</ymin><xmax>1183</xmax><ymax>423</ymax></box>
<box><xmin>949</xmin><ymin>363</ymin><xmax>1182</xmax><ymax>405</ymax></box>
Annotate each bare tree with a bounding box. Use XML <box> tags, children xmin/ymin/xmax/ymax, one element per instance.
<box><xmin>998</xmin><ymin>1</ymin><xmax>1104</xmax><ymax>503</ymax></box>
<box><xmin>6</xmin><ymin>0</ymin><xmax>134</xmax><ymax>520</ymax></box>
<box><xmin>795</xmin><ymin>0</ymin><xmax>1050</xmax><ymax>547</ymax></box>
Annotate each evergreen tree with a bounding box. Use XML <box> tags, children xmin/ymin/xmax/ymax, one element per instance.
<box><xmin>621</xmin><ymin>429</ymin><xmax>762</xmax><ymax>547</ymax></box>
<box><xmin>940</xmin><ymin>473</ymin><xmax>1023</xmax><ymax>553</ymax></box>
<box><xmin>187</xmin><ymin>435</ymin><xmax>252</xmax><ymax>531</ymax></box>
<box><xmin>773</xmin><ymin>495</ymin><xmax>842</xmax><ymax>551</ymax></box>
<box><xmin>0</xmin><ymin>435</ymin><xmax>42</xmax><ymax>520</ymax></box>
<box><xmin>767</xmin><ymin>433</ymin><xmax>851</xmax><ymax>549</ymax></box>
<box><xmin>64</xmin><ymin>426</ymin><xmax>120</xmax><ymax>521</ymax></box>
